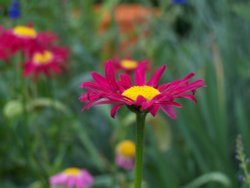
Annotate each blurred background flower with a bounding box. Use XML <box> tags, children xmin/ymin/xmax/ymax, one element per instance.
<box><xmin>94</xmin><ymin>4</ymin><xmax>159</xmax><ymax>57</ymax></box>
<box><xmin>23</xmin><ymin>46</ymin><xmax>68</xmax><ymax>79</ymax></box>
<box><xmin>0</xmin><ymin>25</ymin><xmax>58</xmax><ymax>60</ymax></box>
<box><xmin>8</xmin><ymin>0</ymin><xmax>21</xmax><ymax>19</ymax></box>
<box><xmin>172</xmin><ymin>0</ymin><xmax>187</xmax><ymax>5</ymax></box>
<box><xmin>115</xmin><ymin>140</ymin><xmax>135</xmax><ymax>170</ymax></box>
<box><xmin>50</xmin><ymin>167</ymin><xmax>93</xmax><ymax>188</ymax></box>
<box><xmin>106</xmin><ymin>58</ymin><xmax>150</xmax><ymax>73</ymax></box>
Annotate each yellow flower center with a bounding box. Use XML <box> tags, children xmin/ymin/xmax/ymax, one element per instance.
<box><xmin>122</xmin><ymin>86</ymin><xmax>160</xmax><ymax>101</ymax></box>
<box><xmin>120</xmin><ymin>60</ymin><xmax>138</xmax><ymax>69</ymax></box>
<box><xmin>116</xmin><ymin>140</ymin><xmax>135</xmax><ymax>157</ymax></box>
<box><xmin>13</xmin><ymin>26</ymin><xmax>37</xmax><ymax>38</ymax></box>
<box><xmin>33</xmin><ymin>51</ymin><xmax>53</xmax><ymax>65</ymax></box>
<box><xmin>64</xmin><ymin>168</ymin><xmax>81</xmax><ymax>175</ymax></box>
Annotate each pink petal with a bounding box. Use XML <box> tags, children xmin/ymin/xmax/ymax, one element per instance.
<box><xmin>149</xmin><ymin>104</ymin><xmax>160</xmax><ymax>116</ymax></box>
<box><xmin>91</xmin><ymin>72</ymin><xmax>109</xmax><ymax>87</ymax></box>
<box><xmin>183</xmin><ymin>72</ymin><xmax>195</xmax><ymax>80</ymax></box>
<box><xmin>161</xmin><ymin>104</ymin><xmax>176</xmax><ymax>119</ymax></box>
<box><xmin>135</xmin><ymin>95</ymin><xmax>146</xmax><ymax>106</ymax></box>
<box><xmin>67</xmin><ymin>176</ymin><xmax>77</xmax><ymax>188</ymax></box>
<box><xmin>115</xmin><ymin>154</ymin><xmax>134</xmax><ymax>170</ymax></box>
<box><xmin>105</xmin><ymin>60</ymin><xmax>119</xmax><ymax>91</ymax></box>
<box><xmin>37</xmin><ymin>32</ymin><xmax>58</xmax><ymax>43</ymax></box>
<box><xmin>172</xmin><ymin>80</ymin><xmax>205</xmax><ymax>95</ymax></box>
<box><xmin>158</xmin><ymin>73</ymin><xmax>195</xmax><ymax>92</ymax></box>
<box><xmin>23</xmin><ymin>63</ymin><xmax>34</xmax><ymax>77</ymax></box>
<box><xmin>120</xmin><ymin>73</ymin><xmax>132</xmax><ymax>88</ymax></box>
<box><xmin>50</xmin><ymin>64</ymin><xmax>61</xmax><ymax>74</ymax></box>
<box><xmin>135</xmin><ymin>63</ymin><xmax>146</xmax><ymax>85</ymax></box>
<box><xmin>82</xmin><ymin>170</ymin><xmax>94</xmax><ymax>186</ymax></box>
<box><xmin>111</xmin><ymin>104</ymin><xmax>122</xmax><ymax>118</ymax></box>
<box><xmin>147</xmin><ymin>64</ymin><xmax>166</xmax><ymax>87</ymax></box>
<box><xmin>50</xmin><ymin>173</ymin><xmax>67</xmax><ymax>185</ymax></box>
<box><xmin>80</xmin><ymin>82</ymin><xmax>104</xmax><ymax>90</ymax></box>
<box><xmin>80</xmin><ymin>92</ymin><xmax>102</xmax><ymax>102</ymax></box>
<box><xmin>177</xmin><ymin>94</ymin><xmax>197</xmax><ymax>103</ymax></box>
<box><xmin>141</xmin><ymin>101</ymin><xmax>153</xmax><ymax>111</ymax></box>
<box><xmin>76</xmin><ymin>180</ymin><xmax>84</xmax><ymax>188</ymax></box>
<box><xmin>81</xmin><ymin>97</ymin><xmax>103</xmax><ymax>110</ymax></box>
<box><xmin>171</xmin><ymin>102</ymin><xmax>183</xmax><ymax>108</ymax></box>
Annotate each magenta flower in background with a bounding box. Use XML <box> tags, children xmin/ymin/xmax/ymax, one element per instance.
<box><xmin>50</xmin><ymin>167</ymin><xmax>93</xmax><ymax>188</ymax></box>
<box><xmin>115</xmin><ymin>140</ymin><xmax>135</xmax><ymax>170</ymax></box>
<box><xmin>23</xmin><ymin>46</ymin><xmax>68</xmax><ymax>79</ymax></box>
<box><xmin>0</xmin><ymin>25</ymin><xmax>58</xmax><ymax>61</ymax></box>
<box><xmin>109</xmin><ymin>58</ymin><xmax>150</xmax><ymax>73</ymax></box>
<box><xmin>80</xmin><ymin>61</ymin><xmax>205</xmax><ymax>119</ymax></box>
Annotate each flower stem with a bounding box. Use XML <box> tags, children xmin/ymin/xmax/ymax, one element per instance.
<box><xmin>134</xmin><ymin>112</ymin><xmax>147</xmax><ymax>188</ymax></box>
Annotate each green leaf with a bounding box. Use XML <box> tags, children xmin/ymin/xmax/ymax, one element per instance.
<box><xmin>182</xmin><ymin>172</ymin><xmax>231</xmax><ymax>188</ymax></box>
<box><xmin>27</xmin><ymin>98</ymin><xmax>72</xmax><ymax>115</ymax></box>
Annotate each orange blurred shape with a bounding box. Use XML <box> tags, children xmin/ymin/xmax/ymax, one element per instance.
<box><xmin>95</xmin><ymin>4</ymin><xmax>160</xmax><ymax>32</ymax></box>
<box><xmin>94</xmin><ymin>4</ymin><xmax>160</xmax><ymax>56</ymax></box>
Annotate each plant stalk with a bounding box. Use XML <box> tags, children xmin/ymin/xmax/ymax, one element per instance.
<box><xmin>134</xmin><ymin>112</ymin><xmax>147</xmax><ymax>188</ymax></box>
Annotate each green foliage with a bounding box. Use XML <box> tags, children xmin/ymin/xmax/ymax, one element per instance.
<box><xmin>1</xmin><ymin>0</ymin><xmax>250</xmax><ymax>187</ymax></box>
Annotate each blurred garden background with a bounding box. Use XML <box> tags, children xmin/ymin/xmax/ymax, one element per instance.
<box><xmin>1</xmin><ymin>0</ymin><xmax>250</xmax><ymax>187</ymax></box>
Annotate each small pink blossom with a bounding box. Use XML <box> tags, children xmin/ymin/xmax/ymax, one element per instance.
<box><xmin>116</xmin><ymin>154</ymin><xmax>135</xmax><ymax>170</ymax></box>
<box><xmin>50</xmin><ymin>167</ymin><xmax>93</xmax><ymax>188</ymax></box>
<box><xmin>115</xmin><ymin>140</ymin><xmax>135</xmax><ymax>170</ymax></box>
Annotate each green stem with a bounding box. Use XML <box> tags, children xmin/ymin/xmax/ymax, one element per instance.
<box><xmin>18</xmin><ymin>55</ymin><xmax>49</xmax><ymax>186</ymax></box>
<box><xmin>134</xmin><ymin>112</ymin><xmax>147</xmax><ymax>188</ymax></box>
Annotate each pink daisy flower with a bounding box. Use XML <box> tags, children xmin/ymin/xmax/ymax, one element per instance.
<box><xmin>23</xmin><ymin>46</ymin><xmax>68</xmax><ymax>79</ymax></box>
<box><xmin>115</xmin><ymin>140</ymin><xmax>135</xmax><ymax>170</ymax></box>
<box><xmin>50</xmin><ymin>167</ymin><xmax>93</xmax><ymax>188</ymax></box>
<box><xmin>0</xmin><ymin>25</ymin><xmax>58</xmax><ymax>60</ymax></box>
<box><xmin>80</xmin><ymin>61</ymin><xmax>205</xmax><ymax>119</ymax></box>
